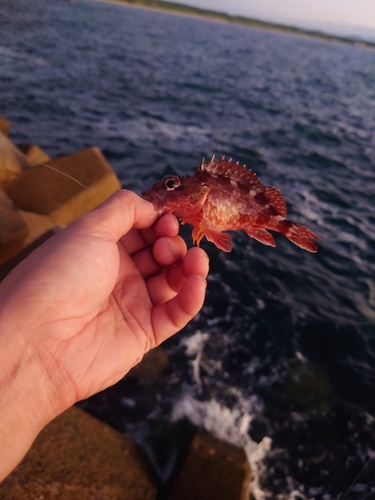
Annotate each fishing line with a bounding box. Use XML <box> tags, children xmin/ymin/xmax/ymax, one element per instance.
<box><xmin>340</xmin><ymin>455</ymin><xmax>373</xmax><ymax>500</ymax></box>
<box><xmin>3</xmin><ymin>140</ymin><xmax>90</xmax><ymax>190</ymax></box>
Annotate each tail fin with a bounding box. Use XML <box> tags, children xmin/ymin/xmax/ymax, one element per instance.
<box><xmin>277</xmin><ymin>220</ymin><xmax>320</xmax><ymax>253</ymax></box>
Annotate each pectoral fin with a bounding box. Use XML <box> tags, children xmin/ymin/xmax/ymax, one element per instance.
<box><xmin>192</xmin><ymin>223</ymin><xmax>207</xmax><ymax>247</ymax></box>
<box><xmin>205</xmin><ymin>229</ymin><xmax>233</xmax><ymax>252</ymax></box>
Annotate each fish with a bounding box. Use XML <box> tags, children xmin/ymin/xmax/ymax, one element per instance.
<box><xmin>142</xmin><ymin>156</ymin><xmax>320</xmax><ymax>253</ymax></box>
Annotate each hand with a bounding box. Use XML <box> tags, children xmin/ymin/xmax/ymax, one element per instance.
<box><xmin>0</xmin><ymin>190</ymin><xmax>209</xmax><ymax>480</ymax></box>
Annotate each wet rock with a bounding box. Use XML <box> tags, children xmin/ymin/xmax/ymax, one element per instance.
<box><xmin>169</xmin><ymin>429</ymin><xmax>251</xmax><ymax>500</ymax></box>
<box><xmin>286</xmin><ymin>358</ymin><xmax>332</xmax><ymax>410</ymax></box>
<box><xmin>4</xmin><ymin>147</ymin><xmax>121</xmax><ymax>225</ymax></box>
<box><xmin>0</xmin><ymin>406</ymin><xmax>157</xmax><ymax>500</ymax></box>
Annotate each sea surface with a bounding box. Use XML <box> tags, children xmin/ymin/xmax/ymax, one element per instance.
<box><xmin>1</xmin><ymin>1</ymin><xmax>375</xmax><ymax>498</ymax></box>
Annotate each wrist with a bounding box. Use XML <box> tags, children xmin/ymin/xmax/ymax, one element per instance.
<box><xmin>0</xmin><ymin>321</ymin><xmax>71</xmax><ymax>481</ymax></box>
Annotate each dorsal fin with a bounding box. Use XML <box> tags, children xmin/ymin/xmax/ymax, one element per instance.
<box><xmin>198</xmin><ymin>156</ymin><xmax>287</xmax><ymax>217</ymax></box>
<box><xmin>198</xmin><ymin>156</ymin><xmax>263</xmax><ymax>191</ymax></box>
<box><xmin>262</xmin><ymin>186</ymin><xmax>287</xmax><ymax>218</ymax></box>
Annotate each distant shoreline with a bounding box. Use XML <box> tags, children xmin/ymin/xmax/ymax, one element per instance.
<box><xmin>93</xmin><ymin>0</ymin><xmax>375</xmax><ymax>50</ymax></box>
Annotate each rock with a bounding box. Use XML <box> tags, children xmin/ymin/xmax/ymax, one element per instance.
<box><xmin>169</xmin><ymin>430</ymin><xmax>251</xmax><ymax>500</ymax></box>
<box><xmin>0</xmin><ymin>187</ymin><xmax>28</xmax><ymax>245</ymax></box>
<box><xmin>19</xmin><ymin>210</ymin><xmax>59</xmax><ymax>247</ymax></box>
<box><xmin>0</xmin><ymin>207</ymin><xmax>61</xmax><ymax>267</ymax></box>
<box><xmin>0</xmin><ymin>133</ymin><xmax>27</xmax><ymax>187</ymax></box>
<box><xmin>129</xmin><ymin>347</ymin><xmax>169</xmax><ymax>382</ymax></box>
<box><xmin>17</xmin><ymin>143</ymin><xmax>51</xmax><ymax>167</ymax></box>
<box><xmin>285</xmin><ymin>359</ymin><xmax>332</xmax><ymax>410</ymax></box>
<box><xmin>0</xmin><ymin>406</ymin><xmax>157</xmax><ymax>500</ymax></box>
<box><xmin>0</xmin><ymin>116</ymin><xmax>10</xmax><ymax>137</ymax></box>
<box><xmin>0</xmin><ymin>227</ymin><xmax>61</xmax><ymax>281</ymax></box>
<box><xmin>4</xmin><ymin>147</ymin><xmax>122</xmax><ymax>226</ymax></box>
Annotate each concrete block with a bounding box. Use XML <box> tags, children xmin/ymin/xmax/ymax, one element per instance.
<box><xmin>169</xmin><ymin>430</ymin><xmax>251</xmax><ymax>500</ymax></box>
<box><xmin>0</xmin><ymin>228</ymin><xmax>61</xmax><ymax>281</ymax></box>
<box><xmin>4</xmin><ymin>147</ymin><xmax>121</xmax><ymax>226</ymax></box>
<box><xmin>0</xmin><ymin>116</ymin><xmax>10</xmax><ymax>137</ymax></box>
<box><xmin>0</xmin><ymin>208</ymin><xmax>60</xmax><ymax>267</ymax></box>
<box><xmin>0</xmin><ymin>406</ymin><xmax>157</xmax><ymax>500</ymax></box>
<box><xmin>0</xmin><ymin>133</ymin><xmax>27</xmax><ymax>187</ymax></box>
<box><xmin>19</xmin><ymin>210</ymin><xmax>59</xmax><ymax>247</ymax></box>
<box><xmin>0</xmin><ymin>187</ymin><xmax>28</xmax><ymax>245</ymax></box>
<box><xmin>17</xmin><ymin>143</ymin><xmax>51</xmax><ymax>167</ymax></box>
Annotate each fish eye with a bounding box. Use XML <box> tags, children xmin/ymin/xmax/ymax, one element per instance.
<box><xmin>164</xmin><ymin>177</ymin><xmax>180</xmax><ymax>190</ymax></box>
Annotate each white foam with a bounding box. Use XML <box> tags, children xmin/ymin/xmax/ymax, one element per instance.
<box><xmin>180</xmin><ymin>330</ymin><xmax>209</xmax><ymax>357</ymax></box>
<box><xmin>180</xmin><ymin>331</ymin><xmax>209</xmax><ymax>387</ymax></box>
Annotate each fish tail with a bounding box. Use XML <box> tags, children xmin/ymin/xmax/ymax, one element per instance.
<box><xmin>277</xmin><ymin>220</ymin><xmax>320</xmax><ymax>253</ymax></box>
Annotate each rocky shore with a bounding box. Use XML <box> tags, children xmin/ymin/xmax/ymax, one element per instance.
<box><xmin>0</xmin><ymin>116</ymin><xmax>251</xmax><ymax>499</ymax></box>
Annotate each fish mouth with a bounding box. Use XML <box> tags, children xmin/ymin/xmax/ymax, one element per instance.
<box><xmin>141</xmin><ymin>189</ymin><xmax>165</xmax><ymax>215</ymax></box>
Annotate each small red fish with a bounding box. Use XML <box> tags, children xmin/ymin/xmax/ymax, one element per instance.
<box><xmin>142</xmin><ymin>156</ymin><xmax>320</xmax><ymax>252</ymax></box>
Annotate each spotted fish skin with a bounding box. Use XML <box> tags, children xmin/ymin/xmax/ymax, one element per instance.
<box><xmin>142</xmin><ymin>156</ymin><xmax>320</xmax><ymax>252</ymax></box>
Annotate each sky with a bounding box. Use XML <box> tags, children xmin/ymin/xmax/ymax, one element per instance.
<box><xmin>171</xmin><ymin>0</ymin><xmax>375</xmax><ymax>40</ymax></box>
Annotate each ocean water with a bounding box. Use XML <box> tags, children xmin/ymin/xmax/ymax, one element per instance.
<box><xmin>1</xmin><ymin>0</ymin><xmax>375</xmax><ymax>498</ymax></box>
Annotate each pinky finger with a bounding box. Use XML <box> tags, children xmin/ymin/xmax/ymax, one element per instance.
<box><xmin>151</xmin><ymin>275</ymin><xmax>207</xmax><ymax>345</ymax></box>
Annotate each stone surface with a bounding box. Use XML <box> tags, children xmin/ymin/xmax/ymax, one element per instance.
<box><xmin>0</xmin><ymin>208</ymin><xmax>60</xmax><ymax>266</ymax></box>
<box><xmin>169</xmin><ymin>430</ymin><xmax>251</xmax><ymax>500</ymax></box>
<box><xmin>4</xmin><ymin>147</ymin><xmax>121</xmax><ymax>225</ymax></box>
<box><xmin>129</xmin><ymin>347</ymin><xmax>169</xmax><ymax>382</ymax></box>
<box><xmin>0</xmin><ymin>116</ymin><xmax>10</xmax><ymax>137</ymax></box>
<box><xmin>0</xmin><ymin>406</ymin><xmax>157</xmax><ymax>500</ymax></box>
<box><xmin>0</xmin><ymin>228</ymin><xmax>61</xmax><ymax>281</ymax></box>
<box><xmin>0</xmin><ymin>132</ymin><xmax>27</xmax><ymax>187</ymax></box>
<box><xmin>17</xmin><ymin>143</ymin><xmax>51</xmax><ymax>167</ymax></box>
<box><xmin>19</xmin><ymin>210</ymin><xmax>60</xmax><ymax>247</ymax></box>
<box><xmin>0</xmin><ymin>187</ymin><xmax>28</xmax><ymax>245</ymax></box>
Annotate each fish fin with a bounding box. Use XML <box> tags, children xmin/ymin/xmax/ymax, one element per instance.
<box><xmin>245</xmin><ymin>228</ymin><xmax>276</xmax><ymax>247</ymax></box>
<box><xmin>262</xmin><ymin>187</ymin><xmax>287</xmax><ymax>218</ymax></box>
<box><xmin>192</xmin><ymin>223</ymin><xmax>206</xmax><ymax>247</ymax></box>
<box><xmin>199</xmin><ymin>156</ymin><xmax>263</xmax><ymax>191</ymax></box>
<box><xmin>205</xmin><ymin>229</ymin><xmax>233</xmax><ymax>252</ymax></box>
<box><xmin>277</xmin><ymin>220</ymin><xmax>320</xmax><ymax>253</ymax></box>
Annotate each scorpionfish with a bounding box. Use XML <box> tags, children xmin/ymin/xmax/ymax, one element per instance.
<box><xmin>142</xmin><ymin>156</ymin><xmax>320</xmax><ymax>253</ymax></box>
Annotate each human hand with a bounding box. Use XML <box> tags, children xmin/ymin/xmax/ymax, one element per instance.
<box><xmin>0</xmin><ymin>190</ymin><xmax>208</xmax><ymax>478</ymax></box>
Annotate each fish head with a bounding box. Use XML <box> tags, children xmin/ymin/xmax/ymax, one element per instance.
<box><xmin>142</xmin><ymin>174</ymin><xmax>209</xmax><ymax>219</ymax></box>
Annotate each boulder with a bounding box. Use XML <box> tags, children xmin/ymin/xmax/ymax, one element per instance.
<box><xmin>169</xmin><ymin>430</ymin><xmax>251</xmax><ymax>500</ymax></box>
<box><xmin>17</xmin><ymin>143</ymin><xmax>51</xmax><ymax>167</ymax></box>
<box><xmin>0</xmin><ymin>406</ymin><xmax>157</xmax><ymax>500</ymax></box>
<box><xmin>0</xmin><ymin>116</ymin><xmax>10</xmax><ymax>137</ymax></box>
<box><xmin>4</xmin><ymin>147</ymin><xmax>122</xmax><ymax>226</ymax></box>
